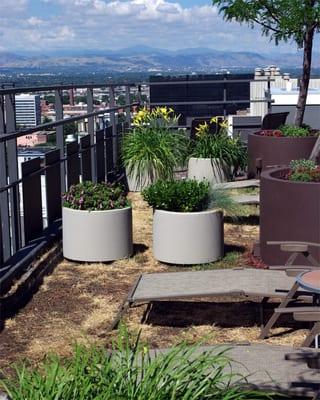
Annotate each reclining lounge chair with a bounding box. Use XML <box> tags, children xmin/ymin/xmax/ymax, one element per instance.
<box><xmin>111</xmin><ymin>241</ymin><xmax>320</xmax><ymax>347</ymax></box>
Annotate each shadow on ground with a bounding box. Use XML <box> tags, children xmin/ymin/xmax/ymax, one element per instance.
<box><xmin>143</xmin><ymin>300</ymin><xmax>308</xmax><ymax>332</ymax></box>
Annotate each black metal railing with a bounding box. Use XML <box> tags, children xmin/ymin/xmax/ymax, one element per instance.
<box><xmin>0</xmin><ymin>76</ymin><xmax>273</xmax><ymax>293</ymax></box>
<box><xmin>0</xmin><ymin>83</ymin><xmax>140</xmax><ymax>293</ymax></box>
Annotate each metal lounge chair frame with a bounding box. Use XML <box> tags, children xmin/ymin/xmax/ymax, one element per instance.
<box><xmin>111</xmin><ymin>241</ymin><xmax>320</xmax><ymax>347</ymax></box>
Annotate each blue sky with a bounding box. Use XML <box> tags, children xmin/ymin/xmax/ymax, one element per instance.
<box><xmin>0</xmin><ymin>0</ymin><xmax>308</xmax><ymax>54</ymax></box>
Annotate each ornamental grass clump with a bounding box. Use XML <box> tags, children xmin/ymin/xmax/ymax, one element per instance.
<box><xmin>63</xmin><ymin>181</ymin><xmax>129</xmax><ymax>211</ymax></box>
<box><xmin>122</xmin><ymin>107</ymin><xmax>188</xmax><ymax>187</ymax></box>
<box><xmin>0</xmin><ymin>326</ymin><xmax>276</xmax><ymax>400</ymax></box>
<box><xmin>190</xmin><ymin>117</ymin><xmax>247</xmax><ymax>172</ymax></box>
<box><xmin>287</xmin><ymin>159</ymin><xmax>320</xmax><ymax>182</ymax></box>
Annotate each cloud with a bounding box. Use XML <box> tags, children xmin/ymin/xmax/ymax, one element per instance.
<box><xmin>0</xmin><ymin>0</ymin><xmax>302</xmax><ymax>53</ymax></box>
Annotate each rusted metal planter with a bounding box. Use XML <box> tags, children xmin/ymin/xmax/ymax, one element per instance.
<box><xmin>248</xmin><ymin>133</ymin><xmax>317</xmax><ymax>178</ymax></box>
<box><xmin>260</xmin><ymin>168</ymin><xmax>320</xmax><ymax>265</ymax></box>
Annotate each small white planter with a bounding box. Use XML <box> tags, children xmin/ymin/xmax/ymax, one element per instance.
<box><xmin>63</xmin><ymin>206</ymin><xmax>133</xmax><ymax>262</ymax></box>
<box><xmin>153</xmin><ymin>209</ymin><xmax>224</xmax><ymax>264</ymax></box>
<box><xmin>188</xmin><ymin>157</ymin><xmax>231</xmax><ymax>185</ymax></box>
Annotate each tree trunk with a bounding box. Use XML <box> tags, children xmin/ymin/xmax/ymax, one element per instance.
<box><xmin>294</xmin><ymin>26</ymin><xmax>315</xmax><ymax>126</ymax></box>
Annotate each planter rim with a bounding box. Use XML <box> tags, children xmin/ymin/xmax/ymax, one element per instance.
<box><xmin>250</xmin><ymin>131</ymin><xmax>317</xmax><ymax>139</ymax></box>
<box><xmin>154</xmin><ymin>208</ymin><xmax>222</xmax><ymax>216</ymax></box>
<box><xmin>189</xmin><ymin>156</ymin><xmax>222</xmax><ymax>160</ymax></box>
<box><xmin>261</xmin><ymin>167</ymin><xmax>320</xmax><ymax>186</ymax></box>
<box><xmin>62</xmin><ymin>205</ymin><xmax>132</xmax><ymax>214</ymax></box>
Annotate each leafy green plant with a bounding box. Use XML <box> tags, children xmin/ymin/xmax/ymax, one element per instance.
<box><xmin>287</xmin><ymin>159</ymin><xmax>320</xmax><ymax>182</ymax></box>
<box><xmin>142</xmin><ymin>179</ymin><xmax>210</xmax><ymax>212</ymax></box>
<box><xmin>121</xmin><ymin>126</ymin><xmax>188</xmax><ymax>187</ymax></box>
<box><xmin>190</xmin><ymin>118</ymin><xmax>247</xmax><ymax>172</ymax></box>
<box><xmin>0</xmin><ymin>326</ymin><xmax>277</xmax><ymax>400</ymax></box>
<box><xmin>279</xmin><ymin>124</ymin><xmax>311</xmax><ymax>137</ymax></box>
<box><xmin>142</xmin><ymin>179</ymin><xmax>237</xmax><ymax>214</ymax></box>
<box><xmin>63</xmin><ymin>181</ymin><xmax>129</xmax><ymax>211</ymax></box>
<box><xmin>133</xmin><ymin>106</ymin><xmax>179</xmax><ymax>128</ymax></box>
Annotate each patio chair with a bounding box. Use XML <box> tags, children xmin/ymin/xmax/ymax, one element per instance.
<box><xmin>259</xmin><ymin>269</ymin><xmax>320</xmax><ymax>347</ymax></box>
<box><xmin>267</xmin><ymin>241</ymin><xmax>320</xmax><ymax>274</ymax></box>
<box><xmin>261</xmin><ymin>112</ymin><xmax>289</xmax><ymax>130</ymax></box>
<box><xmin>111</xmin><ymin>241</ymin><xmax>319</xmax><ymax>347</ymax></box>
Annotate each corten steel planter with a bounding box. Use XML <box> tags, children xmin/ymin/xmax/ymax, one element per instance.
<box><xmin>187</xmin><ymin>157</ymin><xmax>230</xmax><ymax>185</ymax></box>
<box><xmin>153</xmin><ymin>209</ymin><xmax>224</xmax><ymax>264</ymax></box>
<box><xmin>63</xmin><ymin>206</ymin><xmax>133</xmax><ymax>262</ymax></box>
<box><xmin>260</xmin><ymin>168</ymin><xmax>320</xmax><ymax>265</ymax></box>
<box><xmin>247</xmin><ymin>133</ymin><xmax>317</xmax><ymax>178</ymax></box>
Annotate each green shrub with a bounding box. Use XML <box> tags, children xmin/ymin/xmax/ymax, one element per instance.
<box><xmin>287</xmin><ymin>159</ymin><xmax>320</xmax><ymax>182</ymax></box>
<box><xmin>0</xmin><ymin>327</ymin><xmax>276</xmax><ymax>400</ymax></box>
<box><xmin>63</xmin><ymin>181</ymin><xmax>129</xmax><ymax>211</ymax></box>
<box><xmin>142</xmin><ymin>179</ymin><xmax>210</xmax><ymax>212</ymax></box>
<box><xmin>279</xmin><ymin>124</ymin><xmax>311</xmax><ymax>137</ymax></box>
<box><xmin>121</xmin><ymin>126</ymin><xmax>188</xmax><ymax>186</ymax></box>
<box><xmin>142</xmin><ymin>179</ymin><xmax>238</xmax><ymax>215</ymax></box>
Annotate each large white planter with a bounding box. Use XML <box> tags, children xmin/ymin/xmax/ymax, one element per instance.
<box><xmin>153</xmin><ymin>209</ymin><xmax>224</xmax><ymax>264</ymax></box>
<box><xmin>63</xmin><ymin>206</ymin><xmax>133</xmax><ymax>262</ymax></box>
<box><xmin>188</xmin><ymin>157</ymin><xmax>230</xmax><ymax>185</ymax></box>
<box><xmin>126</xmin><ymin>168</ymin><xmax>152</xmax><ymax>192</ymax></box>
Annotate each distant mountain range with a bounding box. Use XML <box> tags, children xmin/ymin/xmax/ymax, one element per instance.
<box><xmin>0</xmin><ymin>46</ymin><xmax>318</xmax><ymax>72</ymax></box>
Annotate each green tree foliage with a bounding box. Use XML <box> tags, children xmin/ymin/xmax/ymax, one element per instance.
<box><xmin>212</xmin><ymin>0</ymin><xmax>320</xmax><ymax>126</ymax></box>
<box><xmin>63</xmin><ymin>122</ymin><xmax>78</xmax><ymax>136</ymax></box>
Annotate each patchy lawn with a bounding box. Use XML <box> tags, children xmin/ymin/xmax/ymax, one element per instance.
<box><xmin>0</xmin><ymin>193</ymin><xmax>309</xmax><ymax>372</ymax></box>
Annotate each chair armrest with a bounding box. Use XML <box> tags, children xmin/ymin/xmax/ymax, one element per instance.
<box><xmin>267</xmin><ymin>241</ymin><xmax>320</xmax><ymax>252</ymax></box>
<box><xmin>275</xmin><ymin>306</ymin><xmax>319</xmax><ymax>315</ymax></box>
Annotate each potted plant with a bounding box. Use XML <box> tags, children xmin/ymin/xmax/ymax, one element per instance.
<box><xmin>142</xmin><ymin>179</ymin><xmax>236</xmax><ymax>265</ymax></box>
<box><xmin>248</xmin><ymin>124</ymin><xmax>319</xmax><ymax>178</ymax></box>
<box><xmin>188</xmin><ymin>118</ymin><xmax>247</xmax><ymax>185</ymax></box>
<box><xmin>260</xmin><ymin>159</ymin><xmax>320</xmax><ymax>265</ymax></box>
<box><xmin>62</xmin><ymin>181</ymin><xmax>133</xmax><ymax>262</ymax></box>
<box><xmin>121</xmin><ymin>107</ymin><xmax>188</xmax><ymax>191</ymax></box>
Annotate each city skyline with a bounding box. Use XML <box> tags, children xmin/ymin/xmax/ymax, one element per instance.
<box><xmin>1</xmin><ymin>0</ymin><xmax>318</xmax><ymax>55</ymax></box>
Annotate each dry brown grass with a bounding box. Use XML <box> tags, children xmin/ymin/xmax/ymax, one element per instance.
<box><xmin>0</xmin><ymin>193</ymin><xmax>309</xmax><ymax>370</ymax></box>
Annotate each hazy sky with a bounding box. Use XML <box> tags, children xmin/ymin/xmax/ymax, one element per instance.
<box><xmin>0</xmin><ymin>0</ymin><xmax>312</xmax><ymax>54</ymax></box>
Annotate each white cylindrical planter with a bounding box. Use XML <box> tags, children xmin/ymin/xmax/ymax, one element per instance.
<box><xmin>153</xmin><ymin>209</ymin><xmax>224</xmax><ymax>264</ymax></box>
<box><xmin>126</xmin><ymin>168</ymin><xmax>153</xmax><ymax>192</ymax></box>
<box><xmin>63</xmin><ymin>206</ymin><xmax>133</xmax><ymax>262</ymax></box>
<box><xmin>188</xmin><ymin>157</ymin><xmax>230</xmax><ymax>185</ymax></box>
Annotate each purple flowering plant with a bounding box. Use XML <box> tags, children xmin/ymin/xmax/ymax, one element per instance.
<box><xmin>63</xmin><ymin>181</ymin><xmax>129</xmax><ymax>211</ymax></box>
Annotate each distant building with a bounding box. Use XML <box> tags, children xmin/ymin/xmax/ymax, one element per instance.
<box><xmin>15</xmin><ymin>94</ymin><xmax>41</xmax><ymax>127</ymax></box>
<box><xmin>149</xmin><ymin>74</ymin><xmax>253</xmax><ymax>125</ymax></box>
<box><xmin>17</xmin><ymin>132</ymin><xmax>48</xmax><ymax>147</ymax></box>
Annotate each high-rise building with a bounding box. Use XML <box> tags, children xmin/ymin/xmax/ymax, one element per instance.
<box><xmin>15</xmin><ymin>94</ymin><xmax>41</xmax><ymax>127</ymax></box>
<box><xmin>149</xmin><ymin>74</ymin><xmax>253</xmax><ymax>125</ymax></box>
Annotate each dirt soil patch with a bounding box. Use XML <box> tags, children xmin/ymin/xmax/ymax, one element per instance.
<box><xmin>0</xmin><ymin>193</ymin><xmax>309</xmax><ymax>371</ymax></box>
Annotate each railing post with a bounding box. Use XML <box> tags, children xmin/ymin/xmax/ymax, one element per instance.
<box><xmin>0</xmin><ymin>94</ymin><xmax>10</xmax><ymax>263</ymax></box>
<box><xmin>267</xmin><ymin>77</ymin><xmax>272</xmax><ymax>114</ymax></box>
<box><xmin>137</xmin><ymin>84</ymin><xmax>142</xmax><ymax>106</ymax></box>
<box><xmin>87</xmin><ymin>87</ymin><xmax>96</xmax><ymax>182</ymax></box>
<box><xmin>125</xmin><ymin>85</ymin><xmax>131</xmax><ymax>129</ymax></box>
<box><xmin>5</xmin><ymin>93</ymin><xmax>21</xmax><ymax>252</ymax></box>
<box><xmin>223</xmin><ymin>76</ymin><xmax>227</xmax><ymax>118</ymax></box>
<box><xmin>55</xmin><ymin>89</ymin><xmax>66</xmax><ymax>193</ymax></box>
<box><xmin>109</xmin><ymin>86</ymin><xmax>118</xmax><ymax>168</ymax></box>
